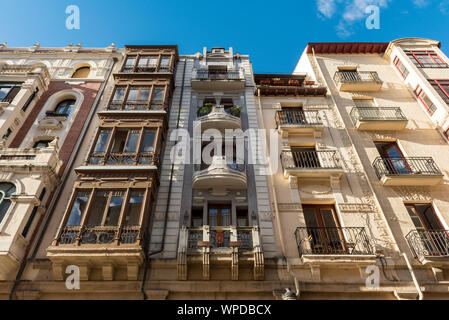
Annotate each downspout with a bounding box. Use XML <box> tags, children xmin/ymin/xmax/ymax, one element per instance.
<box><xmin>254</xmin><ymin>86</ymin><xmax>300</xmax><ymax>299</ymax></box>
<box><xmin>140</xmin><ymin>58</ymin><xmax>187</xmax><ymax>300</ymax></box>
<box><xmin>9</xmin><ymin>57</ymin><xmax>118</xmax><ymax>300</ymax></box>
<box><xmin>310</xmin><ymin>49</ymin><xmax>422</xmax><ymax>299</ymax></box>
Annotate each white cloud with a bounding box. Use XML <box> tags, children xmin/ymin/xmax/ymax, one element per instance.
<box><xmin>317</xmin><ymin>0</ymin><xmax>337</xmax><ymax>18</ymax></box>
<box><xmin>413</xmin><ymin>0</ymin><xmax>429</xmax><ymax>7</ymax></box>
<box><xmin>441</xmin><ymin>0</ymin><xmax>449</xmax><ymax>14</ymax></box>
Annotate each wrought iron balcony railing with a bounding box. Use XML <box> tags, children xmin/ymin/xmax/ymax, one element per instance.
<box><xmin>334</xmin><ymin>71</ymin><xmax>382</xmax><ymax>85</ymax></box>
<box><xmin>57</xmin><ymin>225</ymin><xmax>142</xmax><ymax>245</ymax></box>
<box><xmin>194</xmin><ymin>160</ymin><xmax>245</xmax><ymax>173</ymax></box>
<box><xmin>86</xmin><ymin>152</ymin><xmax>158</xmax><ymax>166</ymax></box>
<box><xmin>121</xmin><ymin>65</ymin><xmax>173</xmax><ymax>73</ymax></box>
<box><xmin>275</xmin><ymin>110</ymin><xmax>322</xmax><ymax>127</ymax></box>
<box><xmin>281</xmin><ymin>150</ymin><xmax>341</xmax><ymax>170</ymax></box>
<box><xmin>194</xmin><ymin>69</ymin><xmax>243</xmax><ymax>81</ymax></box>
<box><xmin>406</xmin><ymin>229</ymin><xmax>449</xmax><ymax>260</ymax></box>
<box><xmin>186</xmin><ymin>225</ymin><xmax>255</xmax><ymax>251</ymax></box>
<box><xmin>108</xmin><ymin>101</ymin><xmax>167</xmax><ymax>111</ymax></box>
<box><xmin>372</xmin><ymin>157</ymin><xmax>442</xmax><ymax>178</ymax></box>
<box><xmin>350</xmin><ymin>107</ymin><xmax>407</xmax><ymax>122</ymax></box>
<box><xmin>295</xmin><ymin>226</ymin><xmax>374</xmax><ymax>256</ymax></box>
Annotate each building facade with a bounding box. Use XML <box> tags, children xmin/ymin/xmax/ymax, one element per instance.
<box><xmin>1</xmin><ymin>38</ymin><xmax>449</xmax><ymax>300</ymax></box>
<box><xmin>0</xmin><ymin>44</ymin><xmax>119</xmax><ymax>290</ymax></box>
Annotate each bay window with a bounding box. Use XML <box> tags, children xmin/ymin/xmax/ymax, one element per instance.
<box><xmin>406</xmin><ymin>50</ymin><xmax>448</xmax><ymax>68</ymax></box>
<box><xmin>414</xmin><ymin>85</ymin><xmax>437</xmax><ymax>115</ymax></box>
<box><xmin>393</xmin><ymin>56</ymin><xmax>409</xmax><ymax>79</ymax></box>
<box><xmin>108</xmin><ymin>85</ymin><xmax>167</xmax><ymax>111</ymax></box>
<box><xmin>429</xmin><ymin>80</ymin><xmax>449</xmax><ymax>104</ymax></box>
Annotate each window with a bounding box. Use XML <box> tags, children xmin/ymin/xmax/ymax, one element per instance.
<box><xmin>33</xmin><ymin>140</ymin><xmax>52</xmax><ymax>149</ymax></box>
<box><xmin>428</xmin><ymin>80</ymin><xmax>449</xmax><ymax>104</ymax></box>
<box><xmin>54</xmin><ymin>99</ymin><xmax>76</xmax><ymax>116</ymax></box>
<box><xmin>22</xmin><ymin>188</ymin><xmax>46</xmax><ymax>238</ymax></box>
<box><xmin>137</xmin><ymin>56</ymin><xmax>158</xmax><ymax>71</ymax></box>
<box><xmin>414</xmin><ymin>86</ymin><xmax>437</xmax><ymax>115</ymax></box>
<box><xmin>123</xmin><ymin>56</ymin><xmax>136</xmax><ymax>72</ymax></box>
<box><xmin>2</xmin><ymin>128</ymin><xmax>12</xmax><ymax>140</ymax></box>
<box><xmin>237</xmin><ymin>208</ymin><xmax>248</xmax><ymax>227</ymax></box>
<box><xmin>208</xmin><ymin>204</ymin><xmax>231</xmax><ymax>226</ymax></box>
<box><xmin>22</xmin><ymin>88</ymin><xmax>38</xmax><ymax>112</ymax></box>
<box><xmin>0</xmin><ymin>82</ymin><xmax>21</xmax><ymax>102</ymax></box>
<box><xmin>159</xmin><ymin>56</ymin><xmax>171</xmax><ymax>71</ymax></box>
<box><xmin>72</xmin><ymin>66</ymin><xmax>90</xmax><ymax>78</ymax></box>
<box><xmin>375</xmin><ymin>141</ymin><xmax>410</xmax><ymax>175</ymax></box>
<box><xmin>406</xmin><ymin>50</ymin><xmax>448</xmax><ymax>68</ymax></box>
<box><xmin>191</xmin><ymin>207</ymin><xmax>203</xmax><ymax>227</ymax></box>
<box><xmin>0</xmin><ymin>183</ymin><xmax>16</xmax><ymax>224</ymax></box>
<box><xmin>393</xmin><ymin>56</ymin><xmax>409</xmax><ymax>79</ymax></box>
<box><xmin>65</xmin><ymin>189</ymin><xmax>145</xmax><ymax>228</ymax></box>
<box><xmin>66</xmin><ymin>191</ymin><xmax>91</xmax><ymax>226</ymax></box>
<box><xmin>109</xmin><ymin>85</ymin><xmax>166</xmax><ymax>111</ymax></box>
<box><xmin>89</xmin><ymin>127</ymin><xmax>158</xmax><ymax>165</ymax></box>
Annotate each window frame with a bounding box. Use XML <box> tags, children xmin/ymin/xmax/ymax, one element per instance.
<box><xmin>121</xmin><ymin>53</ymin><xmax>173</xmax><ymax>73</ymax></box>
<box><xmin>108</xmin><ymin>84</ymin><xmax>168</xmax><ymax>111</ymax></box>
<box><xmin>414</xmin><ymin>85</ymin><xmax>437</xmax><ymax>115</ymax></box>
<box><xmin>406</xmin><ymin>50</ymin><xmax>449</xmax><ymax>68</ymax></box>
<box><xmin>0</xmin><ymin>182</ymin><xmax>16</xmax><ymax>225</ymax></box>
<box><xmin>393</xmin><ymin>56</ymin><xmax>409</xmax><ymax>79</ymax></box>
<box><xmin>428</xmin><ymin>79</ymin><xmax>449</xmax><ymax>104</ymax></box>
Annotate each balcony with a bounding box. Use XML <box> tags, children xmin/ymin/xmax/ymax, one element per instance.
<box><xmin>275</xmin><ymin>110</ymin><xmax>323</xmax><ymax>137</ymax></box>
<box><xmin>280</xmin><ymin>150</ymin><xmax>344</xmax><ymax>181</ymax></box>
<box><xmin>372</xmin><ymin>157</ymin><xmax>443</xmax><ymax>186</ymax></box>
<box><xmin>191</xmin><ymin>68</ymin><xmax>245</xmax><ymax>91</ymax></box>
<box><xmin>295</xmin><ymin>227</ymin><xmax>376</xmax><ymax>265</ymax></box>
<box><xmin>350</xmin><ymin>107</ymin><xmax>408</xmax><ymax>130</ymax></box>
<box><xmin>192</xmin><ymin>156</ymin><xmax>247</xmax><ymax>193</ymax></box>
<box><xmin>334</xmin><ymin>71</ymin><xmax>383</xmax><ymax>92</ymax></box>
<box><xmin>254</xmin><ymin>74</ymin><xmax>327</xmax><ymax>96</ymax></box>
<box><xmin>406</xmin><ymin>230</ymin><xmax>449</xmax><ymax>265</ymax></box>
<box><xmin>177</xmin><ymin>225</ymin><xmax>264</xmax><ymax>280</ymax></box>
<box><xmin>195</xmin><ymin>105</ymin><xmax>242</xmax><ymax>132</ymax></box>
<box><xmin>47</xmin><ymin>225</ymin><xmax>145</xmax><ymax>281</ymax></box>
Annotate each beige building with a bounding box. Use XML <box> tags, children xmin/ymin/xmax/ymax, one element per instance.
<box><xmin>256</xmin><ymin>38</ymin><xmax>449</xmax><ymax>299</ymax></box>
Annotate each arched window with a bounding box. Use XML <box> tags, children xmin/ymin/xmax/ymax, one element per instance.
<box><xmin>54</xmin><ymin>99</ymin><xmax>76</xmax><ymax>116</ymax></box>
<box><xmin>0</xmin><ymin>183</ymin><xmax>16</xmax><ymax>224</ymax></box>
<box><xmin>72</xmin><ymin>66</ymin><xmax>90</xmax><ymax>78</ymax></box>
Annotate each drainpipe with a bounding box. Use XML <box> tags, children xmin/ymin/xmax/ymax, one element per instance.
<box><xmin>401</xmin><ymin>253</ymin><xmax>424</xmax><ymax>300</ymax></box>
<box><xmin>140</xmin><ymin>57</ymin><xmax>187</xmax><ymax>300</ymax></box>
<box><xmin>9</xmin><ymin>57</ymin><xmax>118</xmax><ymax>300</ymax></box>
<box><xmin>254</xmin><ymin>86</ymin><xmax>300</xmax><ymax>299</ymax></box>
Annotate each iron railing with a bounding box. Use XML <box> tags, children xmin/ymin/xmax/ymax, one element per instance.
<box><xmin>406</xmin><ymin>229</ymin><xmax>449</xmax><ymax>259</ymax></box>
<box><xmin>121</xmin><ymin>65</ymin><xmax>173</xmax><ymax>73</ymax></box>
<box><xmin>56</xmin><ymin>225</ymin><xmax>141</xmax><ymax>245</ymax></box>
<box><xmin>350</xmin><ymin>107</ymin><xmax>407</xmax><ymax>122</ymax></box>
<box><xmin>87</xmin><ymin>153</ymin><xmax>158</xmax><ymax>166</ymax></box>
<box><xmin>334</xmin><ymin>71</ymin><xmax>382</xmax><ymax>85</ymax></box>
<box><xmin>108</xmin><ymin>102</ymin><xmax>167</xmax><ymax>111</ymax></box>
<box><xmin>187</xmin><ymin>226</ymin><xmax>255</xmax><ymax>251</ymax></box>
<box><xmin>295</xmin><ymin>226</ymin><xmax>374</xmax><ymax>255</ymax></box>
<box><xmin>193</xmin><ymin>161</ymin><xmax>246</xmax><ymax>172</ymax></box>
<box><xmin>275</xmin><ymin>110</ymin><xmax>322</xmax><ymax>127</ymax></box>
<box><xmin>281</xmin><ymin>150</ymin><xmax>341</xmax><ymax>170</ymax></box>
<box><xmin>372</xmin><ymin>157</ymin><xmax>442</xmax><ymax>178</ymax></box>
<box><xmin>194</xmin><ymin>69</ymin><xmax>243</xmax><ymax>80</ymax></box>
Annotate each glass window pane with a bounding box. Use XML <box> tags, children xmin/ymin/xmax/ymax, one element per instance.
<box><xmin>66</xmin><ymin>191</ymin><xmax>90</xmax><ymax>226</ymax></box>
<box><xmin>112</xmin><ymin>87</ymin><xmax>125</xmax><ymax>102</ymax></box>
<box><xmin>111</xmin><ymin>130</ymin><xmax>128</xmax><ymax>153</ymax></box>
<box><xmin>125</xmin><ymin>191</ymin><xmax>144</xmax><ymax>226</ymax></box>
<box><xmin>160</xmin><ymin>57</ymin><xmax>170</xmax><ymax>66</ymax></box>
<box><xmin>124</xmin><ymin>131</ymin><xmax>139</xmax><ymax>153</ymax></box>
<box><xmin>140</xmin><ymin>130</ymin><xmax>155</xmax><ymax>152</ymax></box>
<box><xmin>222</xmin><ymin>208</ymin><xmax>231</xmax><ymax>226</ymax></box>
<box><xmin>125</xmin><ymin>57</ymin><xmax>135</xmax><ymax>66</ymax></box>
<box><xmin>93</xmin><ymin>129</ymin><xmax>111</xmax><ymax>154</ymax></box>
<box><xmin>127</xmin><ymin>88</ymin><xmax>139</xmax><ymax>101</ymax></box>
<box><xmin>105</xmin><ymin>192</ymin><xmax>124</xmax><ymax>226</ymax></box>
<box><xmin>149</xmin><ymin>57</ymin><xmax>158</xmax><ymax>66</ymax></box>
<box><xmin>138</xmin><ymin>56</ymin><xmax>149</xmax><ymax>66</ymax></box>
<box><xmin>209</xmin><ymin>208</ymin><xmax>218</xmax><ymax>226</ymax></box>
<box><xmin>0</xmin><ymin>199</ymin><xmax>11</xmax><ymax>224</ymax></box>
<box><xmin>87</xmin><ymin>191</ymin><xmax>108</xmax><ymax>226</ymax></box>
<box><xmin>0</xmin><ymin>87</ymin><xmax>11</xmax><ymax>100</ymax></box>
<box><xmin>138</xmin><ymin>88</ymin><xmax>150</xmax><ymax>102</ymax></box>
<box><xmin>151</xmin><ymin>87</ymin><xmax>164</xmax><ymax>102</ymax></box>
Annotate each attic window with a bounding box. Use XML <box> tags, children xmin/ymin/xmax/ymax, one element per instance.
<box><xmin>211</xmin><ymin>48</ymin><xmax>225</xmax><ymax>54</ymax></box>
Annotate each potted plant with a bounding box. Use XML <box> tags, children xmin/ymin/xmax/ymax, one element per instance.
<box><xmin>197</xmin><ymin>103</ymin><xmax>213</xmax><ymax>117</ymax></box>
<box><xmin>272</xmin><ymin>78</ymin><xmax>285</xmax><ymax>85</ymax></box>
<box><xmin>288</xmin><ymin>79</ymin><xmax>300</xmax><ymax>86</ymax></box>
<box><xmin>260</xmin><ymin>79</ymin><xmax>271</xmax><ymax>85</ymax></box>
<box><xmin>228</xmin><ymin>105</ymin><xmax>242</xmax><ymax>117</ymax></box>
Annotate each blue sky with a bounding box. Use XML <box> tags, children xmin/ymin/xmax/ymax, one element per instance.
<box><xmin>1</xmin><ymin>0</ymin><xmax>448</xmax><ymax>72</ymax></box>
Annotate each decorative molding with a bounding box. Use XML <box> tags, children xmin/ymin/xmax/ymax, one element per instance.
<box><xmin>338</xmin><ymin>203</ymin><xmax>376</xmax><ymax>213</ymax></box>
<box><xmin>392</xmin><ymin>186</ymin><xmax>432</xmax><ymax>202</ymax></box>
<box><xmin>276</xmin><ymin>203</ymin><xmax>303</xmax><ymax>212</ymax></box>
<box><xmin>299</xmin><ymin>184</ymin><xmax>332</xmax><ymax>195</ymax></box>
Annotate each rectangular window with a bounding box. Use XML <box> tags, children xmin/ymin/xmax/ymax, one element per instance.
<box><xmin>428</xmin><ymin>80</ymin><xmax>449</xmax><ymax>104</ymax></box>
<box><xmin>0</xmin><ymin>83</ymin><xmax>22</xmax><ymax>102</ymax></box>
<box><xmin>191</xmin><ymin>207</ymin><xmax>203</xmax><ymax>227</ymax></box>
<box><xmin>22</xmin><ymin>88</ymin><xmax>38</xmax><ymax>112</ymax></box>
<box><xmin>159</xmin><ymin>56</ymin><xmax>171</xmax><ymax>71</ymax></box>
<box><xmin>406</xmin><ymin>50</ymin><xmax>448</xmax><ymax>68</ymax></box>
<box><xmin>66</xmin><ymin>191</ymin><xmax>91</xmax><ymax>226</ymax></box>
<box><xmin>393</xmin><ymin>56</ymin><xmax>409</xmax><ymax>79</ymax></box>
<box><xmin>93</xmin><ymin>129</ymin><xmax>112</xmax><ymax>154</ymax></box>
<box><xmin>140</xmin><ymin>129</ymin><xmax>156</xmax><ymax>153</ymax></box>
<box><xmin>125</xmin><ymin>191</ymin><xmax>144</xmax><ymax>226</ymax></box>
<box><xmin>414</xmin><ymin>86</ymin><xmax>437</xmax><ymax>115</ymax></box>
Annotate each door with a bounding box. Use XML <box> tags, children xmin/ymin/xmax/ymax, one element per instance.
<box><xmin>291</xmin><ymin>147</ymin><xmax>320</xmax><ymax>168</ymax></box>
<box><xmin>375</xmin><ymin>142</ymin><xmax>410</xmax><ymax>175</ymax></box>
<box><xmin>406</xmin><ymin>204</ymin><xmax>449</xmax><ymax>256</ymax></box>
<box><xmin>302</xmin><ymin>205</ymin><xmax>345</xmax><ymax>254</ymax></box>
<box><xmin>208</xmin><ymin>204</ymin><xmax>231</xmax><ymax>248</ymax></box>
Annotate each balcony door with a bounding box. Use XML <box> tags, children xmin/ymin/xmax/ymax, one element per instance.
<box><xmin>406</xmin><ymin>203</ymin><xmax>448</xmax><ymax>256</ymax></box>
<box><xmin>208</xmin><ymin>204</ymin><xmax>231</xmax><ymax>227</ymax></box>
<box><xmin>303</xmin><ymin>205</ymin><xmax>345</xmax><ymax>254</ymax></box>
<box><xmin>375</xmin><ymin>141</ymin><xmax>411</xmax><ymax>174</ymax></box>
<box><xmin>281</xmin><ymin>107</ymin><xmax>305</xmax><ymax>125</ymax></box>
<box><xmin>291</xmin><ymin>147</ymin><xmax>320</xmax><ymax>168</ymax></box>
